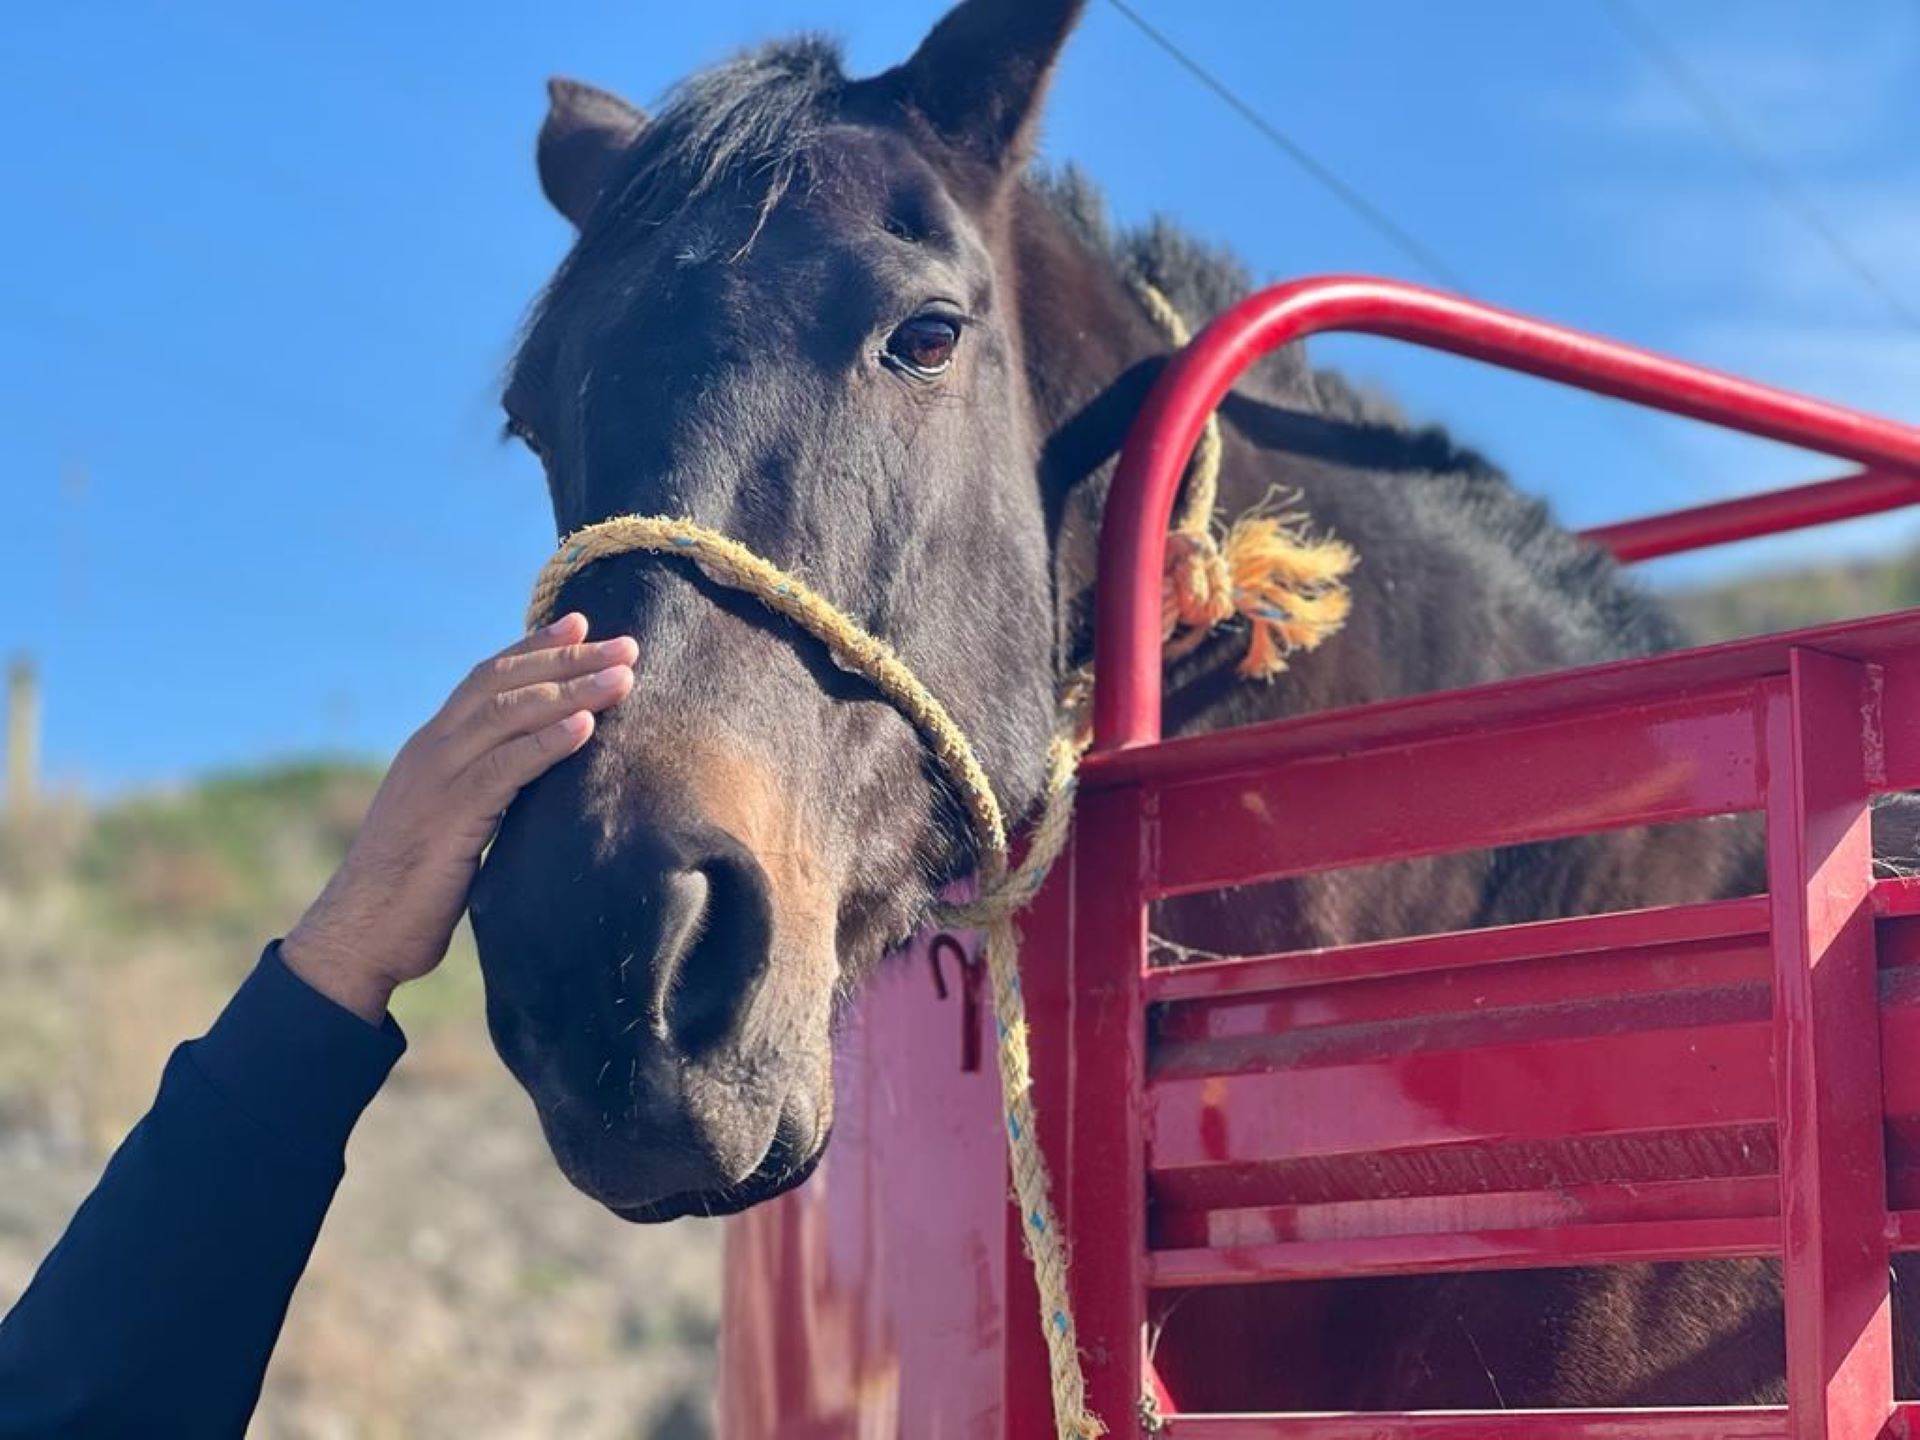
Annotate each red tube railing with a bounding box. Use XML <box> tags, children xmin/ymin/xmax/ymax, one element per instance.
<box><xmin>1580</xmin><ymin>465</ymin><xmax>1920</xmax><ymax>563</ymax></box>
<box><xmin>1094</xmin><ymin>276</ymin><xmax>1920</xmax><ymax>753</ymax></box>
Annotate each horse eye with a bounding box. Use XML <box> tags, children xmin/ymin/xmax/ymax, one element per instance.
<box><xmin>505</xmin><ymin>414</ymin><xmax>549</xmax><ymax>462</ymax></box>
<box><xmin>885</xmin><ymin>315</ymin><xmax>961</xmax><ymax>377</ymax></box>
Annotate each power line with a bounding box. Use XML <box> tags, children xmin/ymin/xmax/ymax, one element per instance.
<box><xmin>1101</xmin><ymin>0</ymin><xmax>1738</xmax><ymax>500</ymax></box>
<box><xmin>1101</xmin><ymin>0</ymin><xmax>1473</xmax><ymax>293</ymax></box>
<box><xmin>1596</xmin><ymin>0</ymin><xmax>1920</xmax><ymax>332</ymax></box>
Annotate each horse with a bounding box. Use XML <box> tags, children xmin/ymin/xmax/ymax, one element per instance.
<box><xmin>467</xmin><ymin>0</ymin><xmax>1916</xmax><ymax>1409</ymax></box>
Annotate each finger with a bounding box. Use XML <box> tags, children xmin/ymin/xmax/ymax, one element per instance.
<box><xmin>444</xmin><ymin>630</ymin><xmax>637</xmax><ymax>728</ymax></box>
<box><xmin>448</xmin><ymin>663</ymin><xmax>634</xmax><ymax>769</ymax></box>
<box><xmin>517</xmin><ymin>612</ymin><xmax>590</xmax><ymax>655</ymax></box>
<box><xmin>441</xmin><ymin>615</ymin><xmax>588</xmax><ymax>717</ymax></box>
<box><xmin>468</xmin><ymin>710</ymin><xmax>597</xmax><ymax>810</ymax></box>
<box><xmin>480</xmin><ymin>635</ymin><xmax>639</xmax><ymax>693</ymax></box>
<box><xmin>467</xmin><ymin>613</ymin><xmax>592</xmax><ymax>689</ymax></box>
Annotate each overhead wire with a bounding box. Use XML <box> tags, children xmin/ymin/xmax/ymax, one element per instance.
<box><xmin>1102</xmin><ymin>0</ymin><xmax>1472</xmax><ymax>293</ymax></box>
<box><xmin>1101</xmin><ymin>0</ymin><xmax>1732</xmax><ymax>501</ymax></box>
<box><xmin>1596</xmin><ymin>0</ymin><xmax>1920</xmax><ymax>332</ymax></box>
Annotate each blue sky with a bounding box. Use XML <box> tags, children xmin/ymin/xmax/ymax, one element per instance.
<box><xmin>5</xmin><ymin>0</ymin><xmax>1920</xmax><ymax>789</ymax></box>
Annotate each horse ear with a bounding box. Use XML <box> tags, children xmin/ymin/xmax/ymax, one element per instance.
<box><xmin>538</xmin><ymin>77</ymin><xmax>648</xmax><ymax>228</ymax></box>
<box><xmin>870</xmin><ymin>0</ymin><xmax>1086</xmax><ymax>172</ymax></box>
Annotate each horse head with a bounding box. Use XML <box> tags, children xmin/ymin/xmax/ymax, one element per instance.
<box><xmin>471</xmin><ymin>0</ymin><xmax>1098</xmax><ymax>1221</ymax></box>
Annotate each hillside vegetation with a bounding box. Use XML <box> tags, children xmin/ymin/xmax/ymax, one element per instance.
<box><xmin>1664</xmin><ymin>544</ymin><xmax>1920</xmax><ymax>643</ymax></box>
<box><xmin>0</xmin><ymin>765</ymin><xmax>720</xmax><ymax>1440</ymax></box>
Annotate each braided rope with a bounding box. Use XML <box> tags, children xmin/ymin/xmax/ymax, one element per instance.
<box><xmin>1131</xmin><ymin>277</ymin><xmax>1356</xmax><ymax>677</ymax></box>
<box><xmin>522</xmin><ymin>286</ymin><xmax>1352</xmax><ymax>1439</ymax></box>
<box><xmin>1130</xmin><ymin>279</ymin><xmax>1221</xmax><ymax>538</ymax></box>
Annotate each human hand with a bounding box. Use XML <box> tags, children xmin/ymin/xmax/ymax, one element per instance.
<box><xmin>281</xmin><ymin>614</ymin><xmax>636</xmax><ymax>1022</ymax></box>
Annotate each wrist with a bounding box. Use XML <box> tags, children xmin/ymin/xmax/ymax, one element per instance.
<box><xmin>280</xmin><ymin>928</ymin><xmax>397</xmax><ymax>1026</ymax></box>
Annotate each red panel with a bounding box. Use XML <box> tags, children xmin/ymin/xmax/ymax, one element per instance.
<box><xmin>717</xmin><ymin>933</ymin><xmax>1009</xmax><ymax>1439</ymax></box>
<box><xmin>1582</xmin><ymin>466</ymin><xmax>1920</xmax><ymax>564</ymax></box>
<box><xmin>1765</xmin><ymin>651</ymin><xmax>1891</xmax><ymax>1439</ymax></box>
<box><xmin>1093</xmin><ymin>276</ymin><xmax>1920</xmax><ymax>752</ymax></box>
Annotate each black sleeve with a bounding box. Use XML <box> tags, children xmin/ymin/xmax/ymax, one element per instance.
<box><xmin>0</xmin><ymin>943</ymin><xmax>406</xmax><ymax>1438</ymax></box>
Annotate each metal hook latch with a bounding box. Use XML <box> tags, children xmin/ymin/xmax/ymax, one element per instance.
<box><xmin>927</xmin><ymin>932</ymin><xmax>986</xmax><ymax>1072</ymax></box>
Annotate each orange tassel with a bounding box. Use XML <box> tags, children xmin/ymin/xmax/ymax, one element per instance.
<box><xmin>1159</xmin><ymin>505</ymin><xmax>1356</xmax><ymax>680</ymax></box>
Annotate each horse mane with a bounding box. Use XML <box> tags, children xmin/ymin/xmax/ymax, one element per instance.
<box><xmin>592</xmin><ymin>38</ymin><xmax>848</xmax><ymax>242</ymax></box>
<box><xmin>1029</xmin><ymin>163</ymin><xmax>1684</xmax><ymax>660</ymax></box>
<box><xmin>561</xmin><ymin>36</ymin><xmax>1682</xmax><ymax>662</ymax></box>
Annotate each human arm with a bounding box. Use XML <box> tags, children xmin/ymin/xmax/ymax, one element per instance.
<box><xmin>0</xmin><ymin>614</ymin><xmax>636</xmax><ymax>1437</ymax></box>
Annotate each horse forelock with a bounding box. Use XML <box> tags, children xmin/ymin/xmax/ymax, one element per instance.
<box><xmin>598</xmin><ymin>39</ymin><xmax>847</xmax><ymax>240</ymax></box>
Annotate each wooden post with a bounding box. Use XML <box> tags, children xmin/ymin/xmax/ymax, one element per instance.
<box><xmin>6</xmin><ymin>654</ymin><xmax>38</xmax><ymax>813</ymax></box>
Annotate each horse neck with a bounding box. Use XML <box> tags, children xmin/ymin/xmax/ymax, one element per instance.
<box><xmin>1007</xmin><ymin>191</ymin><xmax>1332</xmax><ymax>735</ymax></box>
<box><xmin>1006</xmin><ymin>191</ymin><xmax>1169</xmax><ymax>660</ymax></box>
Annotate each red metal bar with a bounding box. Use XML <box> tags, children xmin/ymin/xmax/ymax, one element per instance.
<box><xmin>1884</xmin><ymin>1210</ymin><xmax>1920</xmax><ymax>1249</ymax></box>
<box><xmin>1145</xmin><ymin>1215</ymin><xmax>1779</xmax><ymax>1288</ymax></box>
<box><xmin>1156</xmin><ymin>1176</ymin><xmax>1781</xmax><ymax>1252</ymax></box>
<box><xmin>1085</xmin><ymin>611</ymin><xmax>1920</xmax><ymax>797</ymax></box>
<box><xmin>1582</xmin><ymin>466</ymin><xmax>1920</xmax><ymax>564</ymax></box>
<box><xmin>1094</xmin><ymin>276</ymin><xmax>1920</xmax><ymax>752</ymax></box>
<box><xmin>1152</xmin><ymin>940</ymin><xmax>1769</xmax><ymax>1069</ymax></box>
<box><xmin>1145</xmin><ymin>679</ymin><xmax>1769</xmax><ymax>898</ymax></box>
<box><xmin>1148</xmin><ymin>1023</ymin><xmax>1773</xmax><ymax>1176</ymax></box>
<box><xmin>1157</xmin><ymin>1411</ymin><xmax>1806</xmax><ymax>1439</ymax></box>
<box><xmin>1007</xmin><ymin>829</ymin><xmax>1075</xmax><ymax>1440</ymax></box>
<box><xmin>1764</xmin><ymin>651</ymin><xmax>1890</xmax><ymax>1439</ymax></box>
<box><xmin>1060</xmin><ymin>786</ymin><xmax>1151</xmax><ymax>1437</ymax></box>
<box><xmin>1144</xmin><ymin>896</ymin><xmax>1769</xmax><ymax>1006</ymax></box>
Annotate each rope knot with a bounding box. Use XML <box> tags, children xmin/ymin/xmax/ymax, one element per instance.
<box><xmin>1160</xmin><ymin>509</ymin><xmax>1357</xmax><ymax>679</ymax></box>
<box><xmin>1134</xmin><ymin>275</ymin><xmax>1356</xmax><ymax>681</ymax></box>
<box><xmin>1162</xmin><ymin>529</ymin><xmax>1236</xmax><ymax>638</ymax></box>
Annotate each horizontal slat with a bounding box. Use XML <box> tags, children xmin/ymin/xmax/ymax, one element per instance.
<box><xmin>1146</xmin><ymin>1215</ymin><xmax>1778</xmax><ymax>1288</ymax></box>
<box><xmin>1155</xmin><ymin>1176</ymin><xmax>1779</xmax><ymax>1252</ymax></box>
<box><xmin>1154</xmin><ymin>948</ymin><xmax>1767</xmax><ymax>1061</ymax></box>
<box><xmin>1150</xmin><ymin>1023</ymin><xmax>1773</xmax><ymax>1175</ymax></box>
<box><xmin>1088</xmin><ymin>607</ymin><xmax>1920</xmax><ymax>794</ymax></box>
<box><xmin>1878</xmin><ymin>651</ymin><xmax>1920</xmax><ymax>791</ymax></box>
<box><xmin>1583</xmin><ymin>465</ymin><xmax>1920</xmax><ymax>564</ymax></box>
<box><xmin>1885</xmin><ymin>1210</ymin><xmax>1920</xmax><ymax>1249</ymax></box>
<box><xmin>1152</xmin><ymin>1126</ymin><xmax>1779</xmax><ymax>1217</ymax></box>
<box><xmin>1157</xmin><ymin>1408</ymin><xmax>1799</xmax><ymax>1439</ymax></box>
<box><xmin>1147</xmin><ymin>683</ymin><xmax>1770</xmax><ymax>898</ymax></box>
<box><xmin>1146</xmin><ymin>896</ymin><xmax>1769</xmax><ymax>1005</ymax></box>
<box><xmin>1876</xmin><ymin>881</ymin><xmax>1920</xmax><ymax>921</ymax></box>
<box><xmin>1876</xmin><ymin>987</ymin><xmax>1920</xmax><ymax>1115</ymax></box>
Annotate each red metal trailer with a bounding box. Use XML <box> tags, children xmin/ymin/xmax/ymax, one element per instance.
<box><xmin>717</xmin><ymin>277</ymin><xmax>1920</xmax><ymax>1440</ymax></box>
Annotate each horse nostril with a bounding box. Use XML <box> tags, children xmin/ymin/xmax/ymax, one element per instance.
<box><xmin>639</xmin><ymin>830</ymin><xmax>774</xmax><ymax>1055</ymax></box>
